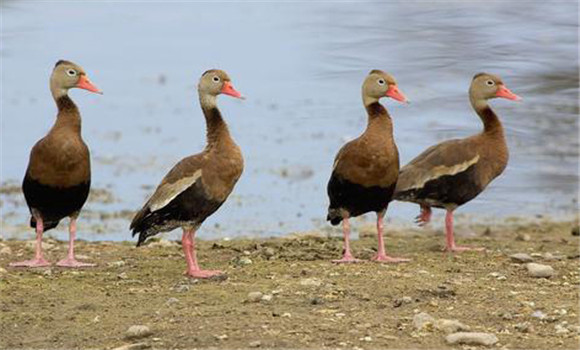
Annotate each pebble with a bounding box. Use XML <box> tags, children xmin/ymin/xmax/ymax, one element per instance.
<box><xmin>0</xmin><ymin>267</ymin><xmax>7</xmax><ymax>275</ymax></box>
<box><xmin>249</xmin><ymin>340</ymin><xmax>261</xmax><ymax>348</ymax></box>
<box><xmin>108</xmin><ymin>261</ymin><xmax>126</xmax><ymax>268</ymax></box>
<box><xmin>0</xmin><ymin>246</ymin><xmax>12</xmax><ymax>255</ymax></box>
<box><xmin>125</xmin><ymin>325</ymin><xmax>153</xmax><ymax>339</ymax></box>
<box><xmin>282</xmin><ymin>312</ymin><xmax>292</xmax><ymax>318</ymax></box>
<box><xmin>531</xmin><ymin>310</ymin><xmax>546</xmax><ymax>319</ymax></box>
<box><xmin>261</xmin><ymin>294</ymin><xmax>273</xmax><ymax>303</ymax></box>
<box><xmin>247</xmin><ymin>291</ymin><xmax>263</xmax><ymax>302</ymax></box>
<box><xmin>300</xmin><ymin>278</ymin><xmax>322</xmax><ymax>287</ymax></box>
<box><xmin>263</xmin><ymin>247</ymin><xmax>276</xmax><ymax>258</ymax></box>
<box><xmin>555</xmin><ymin>323</ymin><xmax>570</xmax><ymax>335</ymax></box>
<box><xmin>514</xmin><ymin>322</ymin><xmax>533</xmax><ymax>333</ymax></box>
<box><xmin>147</xmin><ymin>239</ymin><xmax>179</xmax><ymax>248</ymax></box>
<box><xmin>445</xmin><ymin>332</ymin><xmax>498</xmax><ymax>346</ymax></box>
<box><xmin>516</xmin><ymin>233</ymin><xmax>531</xmax><ymax>241</ymax></box>
<box><xmin>233</xmin><ymin>256</ymin><xmax>253</xmax><ymax>266</ymax></box>
<box><xmin>526</xmin><ymin>263</ymin><xmax>554</xmax><ymax>278</ymax></box>
<box><xmin>413</xmin><ymin>312</ymin><xmax>435</xmax><ymax>331</ymax></box>
<box><xmin>166</xmin><ymin>297</ymin><xmax>179</xmax><ymax>306</ymax></box>
<box><xmin>509</xmin><ymin>253</ymin><xmax>533</xmax><ymax>263</ymax></box>
<box><xmin>435</xmin><ymin>319</ymin><xmax>470</xmax><ymax>334</ymax></box>
<box><xmin>118</xmin><ymin>272</ymin><xmax>129</xmax><ymax>280</ymax></box>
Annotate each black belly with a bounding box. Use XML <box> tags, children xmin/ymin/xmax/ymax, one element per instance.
<box><xmin>397</xmin><ymin>164</ymin><xmax>482</xmax><ymax>209</ymax></box>
<box><xmin>327</xmin><ymin>173</ymin><xmax>395</xmax><ymax>225</ymax></box>
<box><xmin>22</xmin><ymin>174</ymin><xmax>90</xmax><ymax>231</ymax></box>
<box><xmin>131</xmin><ymin>180</ymin><xmax>225</xmax><ymax>246</ymax></box>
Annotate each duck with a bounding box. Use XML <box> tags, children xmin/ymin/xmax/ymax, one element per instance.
<box><xmin>394</xmin><ymin>72</ymin><xmax>521</xmax><ymax>252</ymax></box>
<box><xmin>327</xmin><ymin>70</ymin><xmax>409</xmax><ymax>263</ymax></box>
<box><xmin>10</xmin><ymin>60</ymin><xmax>102</xmax><ymax>268</ymax></box>
<box><xmin>130</xmin><ymin>69</ymin><xmax>244</xmax><ymax>279</ymax></box>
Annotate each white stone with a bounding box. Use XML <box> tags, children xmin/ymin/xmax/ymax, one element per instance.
<box><xmin>509</xmin><ymin>253</ymin><xmax>533</xmax><ymax>263</ymax></box>
<box><xmin>445</xmin><ymin>332</ymin><xmax>498</xmax><ymax>346</ymax></box>
<box><xmin>413</xmin><ymin>312</ymin><xmax>435</xmax><ymax>331</ymax></box>
<box><xmin>247</xmin><ymin>291</ymin><xmax>263</xmax><ymax>302</ymax></box>
<box><xmin>300</xmin><ymin>278</ymin><xmax>323</xmax><ymax>287</ymax></box>
<box><xmin>125</xmin><ymin>325</ymin><xmax>152</xmax><ymax>339</ymax></box>
<box><xmin>435</xmin><ymin>319</ymin><xmax>471</xmax><ymax>334</ymax></box>
<box><xmin>526</xmin><ymin>263</ymin><xmax>554</xmax><ymax>278</ymax></box>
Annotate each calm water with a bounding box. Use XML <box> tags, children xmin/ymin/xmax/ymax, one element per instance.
<box><xmin>1</xmin><ymin>1</ymin><xmax>578</xmax><ymax>241</ymax></box>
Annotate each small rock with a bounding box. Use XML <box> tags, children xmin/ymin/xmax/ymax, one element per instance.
<box><xmin>125</xmin><ymin>325</ymin><xmax>153</xmax><ymax>339</ymax></box>
<box><xmin>394</xmin><ymin>296</ymin><xmax>412</xmax><ymax>307</ymax></box>
<box><xmin>147</xmin><ymin>239</ymin><xmax>179</xmax><ymax>248</ymax></box>
<box><xmin>543</xmin><ymin>252</ymin><xmax>565</xmax><ymax>261</ymax></box>
<box><xmin>300</xmin><ymin>278</ymin><xmax>322</xmax><ymax>287</ymax></box>
<box><xmin>282</xmin><ymin>312</ymin><xmax>292</xmax><ymax>318</ymax></box>
<box><xmin>108</xmin><ymin>260</ymin><xmax>126</xmax><ymax>268</ymax></box>
<box><xmin>310</xmin><ymin>297</ymin><xmax>324</xmax><ymax>305</ymax></box>
<box><xmin>261</xmin><ymin>294</ymin><xmax>273</xmax><ymax>303</ymax></box>
<box><xmin>0</xmin><ymin>267</ymin><xmax>7</xmax><ymax>275</ymax></box>
<box><xmin>263</xmin><ymin>247</ymin><xmax>275</xmax><ymax>258</ymax></box>
<box><xmin>214</xmin><ymin>334</ymin><xmax>228</xmax><ymax>341</ymax></box>
<box><xmin>526</xmin><ymin>263</ymin><xmax>554</xmax><ymax>278</ymax></box>
<box><xmin>435</xmin><ymin>319</ymin><xmax>470</xmax><ymax>334</ymax></box>
<box><xmin>166</xmin><ymin>297</ymin><xmax>179</xmax><ymax>306</ymax></box>
<box><xmin>249</xmin><ymin>340</ymin><xmax>261</xmax><ymax>348</ymax></box>
<box><xmin>514</xmin><ymin>322</ymin><xmax>533</xmax><ymax>333</ymax></box>
<box><xmin>0</xmin><ymin>246</ymin><xmax>12</xmax><ymax>255</ymax></box>
<box><xmin>531</xmin><ymin>310</ymin><xmax>546</xmax><ymax>319</ymax></box>
<box><xmin>516</xmin><ymin>233</ymin><xmax>531</xmax><ymax>241</ymax></box>
<box><xmin>445</xmin><ymin>332</ymin><xmax>498</xmax><ymax>346</ymax></box>
<box><xmin>43</xmin><ymin>269</ymin><xmax>53</xmax><ymax>277</ymax></box>
<box><xmin>510</xmin><ymin>253</ymin><xmax>533</xmax><ymax>263</ymax></box>
<box><xmin>173</xmin><ymin>284</ymin><xmax>190</xmax><ymax>293</ymax></box>
<box><xmin>361</xmin><ymin>336</ymin><xmax>372</xmax><ymax>342</ymax></box>
<box><xmin>555</xmin><ymin>323</ymin><xmax>570</xmax><ymax>335</ymax></box>
<box><xmin>571</xmin><ymin>226</ymin><xmax>579</xmax><ymax>236</ymax></box>
<box><xmin>413</xmin><ymin>312</ymin><xmax>435</xmax><ymax>331</ymax></box>
<box><xmin>233</xmin><ymin>256</ymin><xmax>253</xmax><ymax>266</ymax></box>
<box><xmin>247</xmin><ymin>291</ymin><xmax>263</xmax><ymax>302</ymax></box>
<box><xmin>117</xmin><ymin>272</ymin><xmax>128</xmax><ymax>280</ymax></box>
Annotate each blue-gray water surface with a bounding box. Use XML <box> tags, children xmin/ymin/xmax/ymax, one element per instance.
<box><xmin>1</xmin><ymin>1</ymin><xmax>578</xmax><ymax>241</ymax></box>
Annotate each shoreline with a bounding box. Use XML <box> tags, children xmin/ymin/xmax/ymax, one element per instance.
<box><xmin>0</xmin><ymin>218</ymin><xmax>578</xmax><ymax>349</ymax></box>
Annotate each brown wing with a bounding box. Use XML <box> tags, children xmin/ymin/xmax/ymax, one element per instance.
<box><xmin>395</xmin><ymin>137</ymin><xmax>481</xmax><ymax>195</ymax></box>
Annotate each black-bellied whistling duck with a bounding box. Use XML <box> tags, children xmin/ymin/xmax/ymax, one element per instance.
<box><xmin>327</xmin><ymin>70</ymin><xmax>409</xmax><ymax>263</ymax></box>
<box><xmin>10</xmin><ymin>60</ymin><xmax>102</xmax><ymax>268</ymax></box>
<box><xmin>130</xmin><ymin>69</ymin><xmax>244</xmax><ymax>279</ymax></box>
<box><xmin>394</xmin><ymin>73</ymin><xmax>521</xmax><ymax>252</ymax></box>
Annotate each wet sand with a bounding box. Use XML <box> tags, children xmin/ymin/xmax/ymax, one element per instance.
<box><xmin>0</xmin><ymin>218</ymin><xmax>578</xmax><ymax>349</ymax></box>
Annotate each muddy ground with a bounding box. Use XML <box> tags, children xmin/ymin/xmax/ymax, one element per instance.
<box><xmin>0</xmin><ymin>219</ymin><xmax>579</xmax><ymax>350</ymax></box>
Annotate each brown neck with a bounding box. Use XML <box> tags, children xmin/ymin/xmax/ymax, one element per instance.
<box><xmin>54</xmin><ymin>95</ymin><xmax>81</xmax><ymax>133</ymax></box>
<box><xmin>200</xmin><ymin>94</ymin><xmax>232</xmax><ymax>148</ymax></box>
<box><xmin>364</xmin><ymin>101</ymin><xmax>393</xmax><ymax>134</ymax></box>
<box><xmin>471</xmin><ymin>98</ymin><xmax>504</xmax><ymax>136</ymax></box>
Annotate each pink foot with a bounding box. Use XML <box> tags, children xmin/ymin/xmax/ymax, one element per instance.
<box><xmin>9</xmin><ymin>258</ymin><xmax>51</xmax><ymax>267</ymax></box>
<box><xmin>444</xmin><ymin>245</ymin><xmax>485</xmax><ymax>253</ymax></box>
<box><xmin>371</xmin><ymin>254</ymin><xmax>411</xmax><ymax>263</ymax></box>
<box><xmin>184</xmin><ymin>269</ymin><xmax>224</xmax><ymax>279</ymax></box>
<box><xmin>56</xmin><ymin>258</ymin><xmax>96</xmax><ymax>268</ymax></box>
<box><xmin>332</xmin><ymin>255</ymin><xmax>363</xmax><ymax>264</ymax></box>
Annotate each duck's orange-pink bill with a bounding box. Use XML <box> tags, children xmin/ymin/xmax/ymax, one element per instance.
<box><xmin>386</xmin><ymin>85</ymin><xmax>408</xmax><ymax>103</ymax></box>
<box><xmin>221</xmin><ymin>81</ymin><xmax>243</xmax><ymax>99</ymax></box>
<box><xmin>496</xmin><ymin>85</ymin><xmax>521</xmax><ymax>101</ymax></box>
<box><xmin>76</xmin><ymin>75</ymin><xmax>102</xmax><ymax>94</ymax></box>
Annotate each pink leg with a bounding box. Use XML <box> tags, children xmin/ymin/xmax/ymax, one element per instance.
<box><xmin>414</xmin><ymin>205</ymin><xmax>432</xmax><ymax>227</ymax></box>
<box><xmin>371</xmin><ymin>212</ymin><xmax>410</xmax><ymax>263</ymax></box>
<box><xmin>10</xmin><ymin>217</ymin><xmax>51</xmax><ymax>267</ymax></box>
<box><xmin>332</xmin><ymin>217</ymin><xmax>362</xmax><ymax>263</ymax></box>
<box><xmin>182</xmin><ymin>228</ymin><xmax>223</xmax><ymax>278</ymax></box>
<box><xmin>57</xmin><ymin>217</ymin><xmax>95</xmax><ymax>267</ymax></box>
<box><xmin>444</xmin><ymin>210</ymin><xmax>484</xmax><ymax>252</ymax></box>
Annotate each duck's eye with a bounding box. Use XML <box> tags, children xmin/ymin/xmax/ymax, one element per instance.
<box><xmin>212</xmin><ymin>76</ymin><xmax>220</xmax><ymax>83</ymax></box>
<box><xmin>486</xmin><ymin>80</ymin><xmax>495</xmax><ymax>86</ymax></box>
<box><xmin>66</xmin><ymin>69</ymin><xmax>77</xmax><ymax>77</ymax></box>
<box><xmin>377</xmin><ymin>79</ymin><xmax>386</xmax><ymax>86</ymax></box>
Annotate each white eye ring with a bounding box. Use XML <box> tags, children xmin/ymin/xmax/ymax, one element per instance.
<box><xmin>486</xmin><ymin>80</ymin><xmax>495</xmax><ymax>86</ymax></box>
<box><xmin>377</xmin><ymin>79</ymin><xmax>386</xmax><ymax>86</ymax></box>
<box><xmin>212</xmin><ymin>76</ymin><xmax>220</xmax><ymax>83</ymax></box>
<box><xmin>66</xmin><ymin>69</ymin><xmax>77</xmax><ymax>77</ymax></box>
